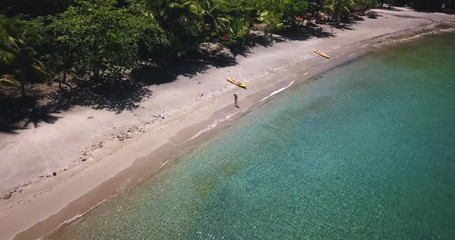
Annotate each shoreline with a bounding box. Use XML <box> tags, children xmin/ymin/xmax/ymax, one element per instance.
<box><xmin>1</xmin><ymin>8</ymin><xmax>454</xmax><ymax>240</ymax></box>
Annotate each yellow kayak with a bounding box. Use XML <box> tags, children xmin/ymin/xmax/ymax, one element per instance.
<box><xmin>314</xmin><ymin>49</ymin><xmax>330</xmax><ymax>59</ymax></box>
<box><xmin>227</xmin><ymin>77</ymin><xmax>247</xmax><ymax>89</ymax></box>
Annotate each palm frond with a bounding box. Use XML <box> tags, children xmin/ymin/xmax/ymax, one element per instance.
<box><xmin>140</xmin><ymin>10</ymin><xmax>156</xmax><ymax>20</ymax></box>
<box><xmin>32</xmin><ymin>59</ymin><xmax>50</xmax><ymax>77</ymax></box>
<box><xmin>0</xmin><ymin>74</ymin><xmax>20</xmax><ymax>87</ymax></box>
<box><xmin>0</xmin><ymin>51</ymin><xmax>16</xmax><ymax>64</ymax></box>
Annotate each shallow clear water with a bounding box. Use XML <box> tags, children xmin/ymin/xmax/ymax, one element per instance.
<box><xmin>54</xmin><ymin>33</ymin><xmax>455</xmax><ymax>239</ymax></box>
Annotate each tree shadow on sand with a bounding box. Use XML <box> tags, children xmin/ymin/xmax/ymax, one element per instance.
<box><xmin>228</xmin><ymin>34</ymin><xmax>274</xmax><ymax>57</ymax></box>
<box><xmin>132</xmin><ymin>52</ymin><xmax>237</xmax><ymax>85</ymax></box>
<box><xmin>325</xmin><ymin>19</ymin><xmax>363</xmax><ymax>31</ymax></box>
<box><xmin>0</xmin><ymin>95</ymin><xmax>61</xmax><ymax>134</ymax></box>
<box><xmin>0</xmin><ymin>18</ymin><xmax>364</xmax><ymax>134</ymax></box>
<box><xmin>278</xmin><ymin>25</ymin><xmax>336</xmax><ymax>41</ymax></box>
<box><xmin>278</xmin><ymin>18</ymin><xmax>368</xmax><ymax>41</ymax></box>
<box><xmin>1</xmin><ymin>53</ymin><xmax>237</xmax><ymax>133</ymax></box>
<box><xmin>51</xmin><ymin>74</ymin><xmax>152</xmax><ymax>114</ymax></box>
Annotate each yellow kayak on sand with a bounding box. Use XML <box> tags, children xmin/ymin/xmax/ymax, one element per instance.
<box><xmin>227</xmin><ymin>77</ymin><xmax>247</xmax><ymax>89</ymax></box>
<box><xmin>314</xmin><ymin>49</ymin><xmax>330</xmax><ymax>59</ymax></box>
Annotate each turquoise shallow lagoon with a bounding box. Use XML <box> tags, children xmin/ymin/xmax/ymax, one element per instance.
<box><xmin>54</xmin><ymin>33</ymin><xmax>455</xmax><ymax>239</ymax></box>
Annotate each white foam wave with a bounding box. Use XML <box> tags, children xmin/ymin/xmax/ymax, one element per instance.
<box><xmin>189</xmin><ymin>80</ymin><xmax>295</xmax><ymax>141</ymax></box>
<box><xmin>62</xmin><ymin>213</ymin><xmax>84</xmax><ymax>225</ymax></box>
<box><xmin>42</xmin><ymin>198</ymin><xmax>110</xmax><ymax>239</ymax></box>
<box><xmin>260</xmin><ymin>80</ymin><xmax>295</xmax><ymax>102</ymax></box>
<box><xmin>189</xmin><ymin>110</ymin><xmax>240</xmax><ymax>141</ymax></box>
<box><xmin>160</xmin><ymin>160</ymin><xmax>169</xmax><ymax>169</ymax></box>
<box><xmin>189</xmin><ymin>120</ymin><xmax>219</xmax><ymax>141</ymax></box>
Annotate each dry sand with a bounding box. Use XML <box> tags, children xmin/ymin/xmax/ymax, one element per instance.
<box><xmin>1</xmin><ymin>7</ymin><xmax>454</xmax><ymax>240</ymax></box>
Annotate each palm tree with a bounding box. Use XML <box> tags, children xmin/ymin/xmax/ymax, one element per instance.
<box><xmin>308</xmin><ymin>0</ymin><xmax>324</xmax><ymax>14</ymax></box>
<box><xmin>143</xmin><ymin>0</ymin><xmax>202</xmax><ymax>26</ymax></box>
<box><xmin>258</xmin><ymin>10</ymin><xmax>284</xmax><ymax>41</ymax></box>
<box><xmin>200</xmin><ymin>0</ymin><xmax>232</xmax><ymax>34</ymax></box>
<box><xmin>0</xmin><ymin>15</ymin><xmax>48</xmax><ymax>97</ymax></box>
<box><xmin>230</xmin><ymin>17</ymin><xmax>250</xmax><ymax>46</ymax></box>
<box><xmin>142</xmin><ymin>0</ymin><xmax>204</xmax><ymax>52</ymax></box>
<box><xmin>325</xmin><ymin>0</ymin><xmax>355</xmax><ymax>25</ymax></box>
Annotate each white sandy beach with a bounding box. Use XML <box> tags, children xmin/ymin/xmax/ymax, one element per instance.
<box><xmin>1</xmin><ymin>7</ymin><xmax>454</xmax><ymax>240</ymax></box>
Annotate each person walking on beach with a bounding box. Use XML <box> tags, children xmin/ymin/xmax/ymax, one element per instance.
<box><xmin>233</xmin><ymin>94</ymin><xmax>239</xmax><ymax>108</ymax></box>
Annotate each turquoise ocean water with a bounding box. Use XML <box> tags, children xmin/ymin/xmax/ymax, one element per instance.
<box><xmin>53</xmin><ymin>33</ymin><xmax>455</xmax><ymax>239</ymax></box>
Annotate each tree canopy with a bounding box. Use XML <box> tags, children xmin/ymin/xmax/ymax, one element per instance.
<box><xmin>0</xmin><ymin>15</ymin><xmax>49</xmax><ymax>97</ymax></box>
<box><xmin>48</xmin><ymin>0</ymin><xmax>149</xmax><ymax>80</ymax></box>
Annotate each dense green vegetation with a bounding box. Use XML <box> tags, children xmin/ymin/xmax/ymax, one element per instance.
<box><xmin>0</xmin><ymin>15</ymin><xmax>49</xmax><ymax>96</ymax></box>
<box><xmin>0</xmin><ymin>0</ymin><xmax>450</xmax><ymax>124</ymax></box>
<box><xmin>1</xmin><ymin>0</ymin><xmax>380</xmax><ymax>97</ymax></box>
